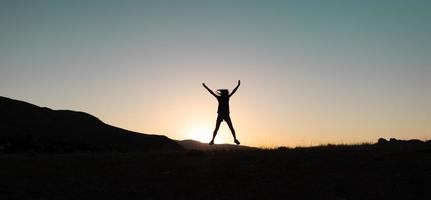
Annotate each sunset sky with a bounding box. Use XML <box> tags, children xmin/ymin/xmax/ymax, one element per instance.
<box><xmin>1</xmin><ymin>0</ymin><xmax>430</xmax><ymax>147</ymax></box>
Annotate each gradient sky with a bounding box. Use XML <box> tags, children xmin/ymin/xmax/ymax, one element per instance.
<box><xmin>1</xmin><ymin>0</ymin><xmax>430</xmax><ymax>147</ymax></box>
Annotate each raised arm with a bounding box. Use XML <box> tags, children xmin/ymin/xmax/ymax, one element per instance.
<box><xmin>229</xmin><ymin>80</ymin><xmax>241</xmax><ymax>97</ymax></box>
<box><xmin>202</xmin><ymin>83</ymin><xmax>217</xmax><ymax>97</ymax></box>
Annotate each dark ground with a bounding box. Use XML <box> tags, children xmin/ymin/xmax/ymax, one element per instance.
<box><xmin>1</xmin><ymin>142</ymin><xmax>430</xmax><ymax>200</ymax></box>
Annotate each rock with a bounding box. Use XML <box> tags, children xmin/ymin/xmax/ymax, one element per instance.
<box><xmin>389</xmin><ymin>138</ymin><xmax>398</xmax><ymax>143</ymax></box>
<box><xmin>377</xmin><ymin>138</ymin><xmax>388</xmax><ymax>144</ymax></box>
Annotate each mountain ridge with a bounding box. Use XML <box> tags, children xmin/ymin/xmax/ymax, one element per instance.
<box><xmin>0</xmin><ymin>96</ymin><xmax>182</xmax><ymax>152</ymax></box>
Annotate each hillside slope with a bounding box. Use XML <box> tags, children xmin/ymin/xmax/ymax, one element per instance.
<box><xmin>0</xmin><ymin>96</ymin><xmax>182</xmax><ymax>152</ymax></box>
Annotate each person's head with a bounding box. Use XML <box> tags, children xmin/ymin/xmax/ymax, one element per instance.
<box><xmin>217</xmin><ymin>89</ymin><xmax>229</xmax><ymax>97</ymax></box>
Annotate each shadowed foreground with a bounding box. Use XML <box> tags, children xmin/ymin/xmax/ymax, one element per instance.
<box><xmin>1</xmin><ymin>142</ymin><xmax>430</xmax><ymax>200</ymax></box>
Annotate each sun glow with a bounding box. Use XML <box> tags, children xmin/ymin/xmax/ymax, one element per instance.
<box><xmin>186</xmin><ymin>123</ymin><xmax>237</xmax><ymax>144</ymax></box>
<box><xmin>187</xmin><ymin>125</ymin><xmax>212</xmax><ymax>143</ymax></box>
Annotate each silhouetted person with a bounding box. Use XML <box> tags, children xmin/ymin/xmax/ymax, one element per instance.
<box><xmin>202</xmin><ymin>80</ymin><xmax>241</xmax><ymax>145</ymax></box>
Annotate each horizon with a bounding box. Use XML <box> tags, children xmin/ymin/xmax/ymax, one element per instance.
<box><xmin>1</xmin><ymin>1</ymin><xmax>430</xmax><ymax>147</ymax></box>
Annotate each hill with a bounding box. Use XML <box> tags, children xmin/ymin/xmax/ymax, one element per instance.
<box><xmin>0</xmin><ymin>96</ymin><xmax>182</xmax><ymax>152</ymax></box>
<box><xmin>177</xmin><ymin>139</ymin><xmax>259</xmax><ymax>151</ymax></box>
<box><xmin>1</xmin><ymin>141</ymin><xmax>430</xmax><ymax>199</ymax></box>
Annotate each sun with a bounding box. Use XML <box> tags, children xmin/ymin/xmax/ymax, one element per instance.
<box><xmin>186</xmin><ymin>123</ymin><xmax>234</xmax><ymax>144</ymax></box>
<box><xmin>187</xmin><ymin>126</ymin><xmax>212</xmax><ymax>143</ymax></box>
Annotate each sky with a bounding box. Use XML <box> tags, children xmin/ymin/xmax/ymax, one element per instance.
<box><xmin>1</xmin><ymin>0</ymin><xmax>430</xmax><ymax>147</ymax></box>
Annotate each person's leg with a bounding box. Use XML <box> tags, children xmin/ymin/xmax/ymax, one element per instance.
<box><xmin>210</xmin><ymin>115</ymin><xmax>223</xmax><ymax>145</ymax></box>
<box><xmin>225</xmin><ymin>115</ymin><xmax>240</xmax><ymax>145</ymax></box>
